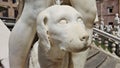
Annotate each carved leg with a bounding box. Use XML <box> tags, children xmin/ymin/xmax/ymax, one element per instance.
<box><xmin>9</xmin><ymin>0</ymin><xmax>52</xmax><ymax>68</ymax></box>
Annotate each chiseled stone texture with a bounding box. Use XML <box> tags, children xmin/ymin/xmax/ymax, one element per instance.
<box><xmin>0</xmin><ymin>19</ymin><xmax>10</xmax><ymax>68</ymax></box>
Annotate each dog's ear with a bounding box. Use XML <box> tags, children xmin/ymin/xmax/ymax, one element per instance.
<box><xmin>36</xmin><ymin>12</ymin><xmax>50</xmax><ymax>52</ymax></box>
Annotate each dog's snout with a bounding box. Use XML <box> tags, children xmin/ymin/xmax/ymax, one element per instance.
<box><xmin>80</xmin><ymin>35</ymin><xmax>89</xmax><ymax>41</ymax></box>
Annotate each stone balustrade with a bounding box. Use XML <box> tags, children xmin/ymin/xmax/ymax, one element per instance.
<box><xmin>93</xmin><ymin>28</ymin><xmax>120</xmax><ymax>57</ymax></box>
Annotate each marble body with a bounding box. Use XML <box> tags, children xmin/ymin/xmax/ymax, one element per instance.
<box><xmin>31</xmin><ymin>5</ymin><xmax>90</xmax><ymax>68</ymax></box>
<box><xmin>0</xmin><ymin>19</ymin><xmax>10</xmax><ymax>68</ymax></box>
<box><xmin>9</xmin><ymin>0</ymin><xmax>97</xmax><ymax>68</ymax></box>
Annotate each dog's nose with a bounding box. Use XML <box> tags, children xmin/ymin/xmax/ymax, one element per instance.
<box><xmin>80</xmin><ymin>35</ymin><xmax>89</xmax><ymax>41</ymax></box>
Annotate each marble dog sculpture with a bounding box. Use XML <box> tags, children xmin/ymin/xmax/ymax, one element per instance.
<box><xmin>29</xmin><ymin>5</ymin><xmax>90</xmax><ymax>68</ymax></box>
<box><xmin>9</xmin><ymin>0</ymin><xmax>97</xmax><ymax>68</ymax></box>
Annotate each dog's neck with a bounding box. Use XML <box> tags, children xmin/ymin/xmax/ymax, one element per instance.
<box><xmin>71</xmin><ymin>48</ymin><xmax>89</xmax><ymax>68</ymax></box>
<box><xmin>38</xmin><ymin>41</ymin><xmax>69</xmax><ymax>68</ymax></box>
<box><xmin>38</xmin><ymin>41</ymin><xmax>89</xmax><ymax>68</ymax></box>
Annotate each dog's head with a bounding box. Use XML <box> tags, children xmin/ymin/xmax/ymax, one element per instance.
<box><xmin>37</xmin><ymin>5</ymin><xmax>91</xmax><ymax>53</ymax></box>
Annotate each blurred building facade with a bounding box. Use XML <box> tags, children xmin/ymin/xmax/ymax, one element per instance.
<box><xmin>96</xmin><ymin>0</ymin><xmax>120</xmax><ymax>25</ymax></box>
<box><xmin>0</xmin><ymin>0</ymin><xmax>18</xmax><ymax>22</ymax></box>
<box><xmin>0</xmin><ymin>0</ymin><xmax>120</xmax><ymax>25</ymax></box>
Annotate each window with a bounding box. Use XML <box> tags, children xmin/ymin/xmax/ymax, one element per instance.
<box><xmin>14</xmin><ymin>9</ymin><xmax>18</xmax><ymax>18</ymax></box>
<box><xmin>109</xmin><ymin>22</ymin><xmax>113</xmax><ymax>25</ymax></box>
<box><xmin>12</xmin><ymin>0</ymin><xmax>16</xmax><ymax>3</ymax></box>
<box><xmin>2</xmin><ymin>9</ymin><xmax>8</xmax><ymax>17</ymax></box>
<box><xmin>108</xmin><ymin>8</ymin><xmax>113</xmax><ymax>13</ymax></box>
<box><xmin>108</xmin><ymin>22</ymin><xmax>113</xmax><ymax>28</ymax></box>
<box><xmin>3</xmin><ymin>0</ymin><xmax>8</xmax><ymax>1</ymax></box>
<box><xmin>96</xmin><ymin>0</ymin><xmax>103</xmax><ymax>2</ymax></box>
<box><xmin>0</xmin><ymin>6</ymin><xmax>7</xmax><ymax>12</ymax></box>
<box><xmin>107</xmin><ymin>6</ymin><xmax>113</xmax><ymax>13</ymax></box>
<box><xmin>96</xmin><ymin>0</ymin><xmax>100</xmax><ymax>1</ymax></box>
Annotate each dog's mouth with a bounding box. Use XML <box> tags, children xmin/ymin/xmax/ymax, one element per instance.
<box><xmin>75</xmin><ymin>45</ymin><xmax>90</xmax><ymax>52</ymax></box>
<box><xmin>68</xmin><ymin>45</ymin><xmax>90</xmax><ymax>53</ymax></box>
<box><xmin>50</xmin><ymin>36</ymin><xmax>91</xmax><ymax>53</ymax></box>
<box><xmin>72</xmin><ymin>41</ymin><xmax>92</xmax><ymax>52</ymax></box>
<box><xmin>60</xmin><ymin>43</ymin><xmax>91</xmax><ymax>53</ymax></box>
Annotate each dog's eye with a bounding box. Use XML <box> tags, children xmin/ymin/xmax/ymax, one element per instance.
<box><xmin>77</xmin><ymin>18</ymin><xmax>83</xmax><ymax>23</ymax></box>
<box><xmin>59</xmin><ymin>19</ymin><xmax>67</xmax><ymax>24</ymax></box>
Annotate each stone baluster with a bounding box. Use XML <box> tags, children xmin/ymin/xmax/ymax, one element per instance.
<box><xmin>95</xmin><ymin>23</ymin><xmax>100</xmax><ymax>29</ymax></box>
<box><xmin>105</xmin><ymin>40</ymin><xmax>109</xmax><ymax>51</ymax></box>
<box><xmin>92</xmin><ymin>34</ymin><xmax>95</xmax><ymax>41</ymax></box>
<box><xmin>118</xmin><ymin>43</ymin><xmax>120</xmax><ymax>56</ymax></box>
<box><xmin>112</xmin><ymin>42</ymin><xmax>116</xmax><ymax>55</ymax></box>
<box><xmin>108</xmin><ymin>38</ymin><xmax>112</xmax><ymax>42</ymax></box>
<box><xmin>112</xmin><ymin>30</ymin><xmax>116</xmax><ymax>36</ymax></box>
<box><xmin>115</xmin><ymin>42</ymin><xmax>120</xmax><ymax>57</ymax></box>
<box><xmin>95</xmin><ymin>33</ymin><xmax>99</xmax><ymax>40</ymax></box>
<box><xmin>98</xmin><ymin>37</ymin><xmax>102</xmax><ymax>48</ymax></box>
<box><xmin>117</xmin><ymin>25</ymin><xmax>120</xmax><ymax>37</ymax></box>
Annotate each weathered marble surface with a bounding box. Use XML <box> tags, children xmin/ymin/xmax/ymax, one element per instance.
<box><xmin>0</xmin><ymin>19</ymin><xmax>10</xmax><ymax>68</ymax></box>
<box><xmin>30</xmin><ymin>5</ymin><xmax>90</xmax><ymax>68</ymax></box>
<box><xmin>29</xmin><ymin>42</ymin><xmax>120</xmax><ymax>68</ymax></box>
<box><xmin>9</xmin><ymin>0</ymin><xmax>97</xmax><ymax>68</ymax></box>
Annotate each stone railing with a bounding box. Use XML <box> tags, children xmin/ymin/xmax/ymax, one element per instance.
<box><xmin>93</xmin><ymin>28</ymin><xmax>120</xmax><ymax>57</ymax></box>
